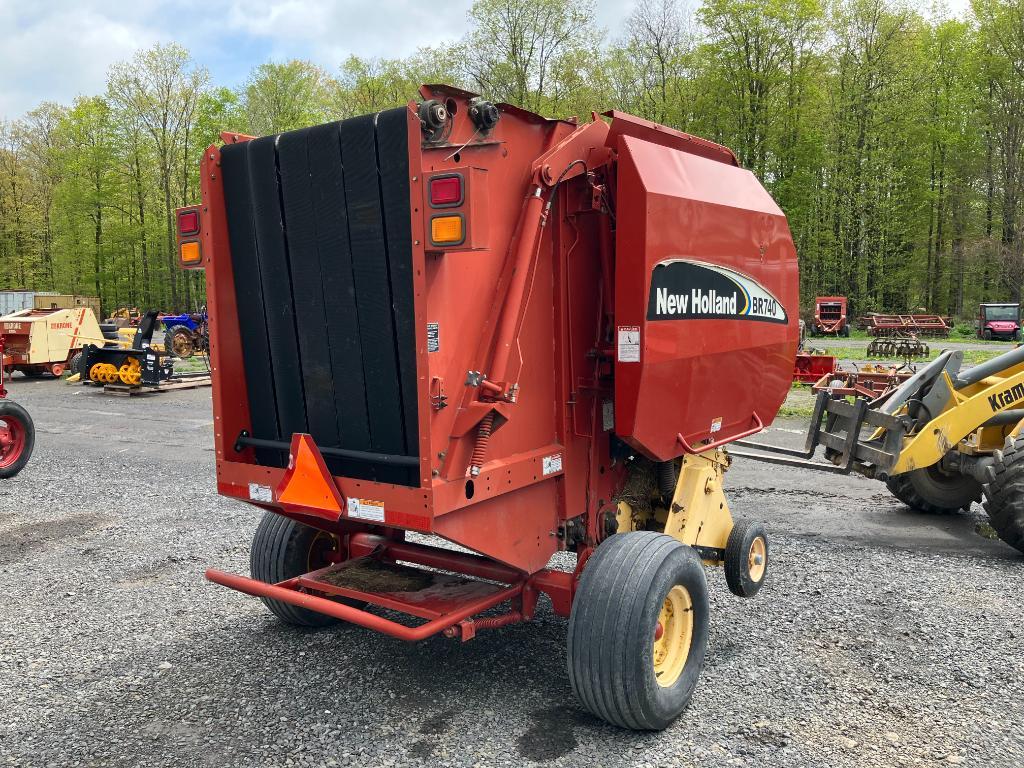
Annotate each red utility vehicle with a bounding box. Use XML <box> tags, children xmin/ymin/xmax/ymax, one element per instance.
<box><xmin>180</xmin><ymin>85</ymin><xmax>799</xmax><ymax>730</ymax></box>
<box><xmin>0</xmin><ymin>335</ymin><xmax>35</xmax><ymax>478</ymax></box>
<box><xmin>810</xmin><ymin>296</ymin><xmax>849</xmax><ymax>336</ymax></box>
<box><xmin>977</xmin><ymin>303</ymin><xmax>1021</xmax><ymax>340</ymax></box>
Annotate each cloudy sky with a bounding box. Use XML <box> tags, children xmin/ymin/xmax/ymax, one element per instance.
<box><xmin>0</xmin><ymin>0</ymin><xmax>972</xmax><ymax>121</ymax></box>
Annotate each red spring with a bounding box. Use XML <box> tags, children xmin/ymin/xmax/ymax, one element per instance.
<box><xmin>473</xmin><ymin>611</ymin><xmax>522</xmax><ymax>631</ymax></box>
<box><xmin>469</xmin><ymin>412</ymin><xmax>494</xmax><ymax>477</ymax></box>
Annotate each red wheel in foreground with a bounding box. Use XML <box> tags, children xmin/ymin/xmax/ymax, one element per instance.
<box><xmin>49</xmin><ymin>363</ymin><xmax>65</xmax><ymax>377</ymax></box>
<box><xmin>0</xmin><ymin>400</ymin><xmax>35</xmax><ymax>479</ymax></box>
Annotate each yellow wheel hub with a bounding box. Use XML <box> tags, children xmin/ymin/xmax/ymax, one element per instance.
<box><xmin>652</xmin><ymin>584</ymin><xmax>694</xmax><ymax>687</ymax></box>
<box><xmin>118</xmin><ymin>357</ymin><xmax>141</xmax><ymax>386</ymax></box>
<box><xmin>748</xmin><ymin>536</ymin><xmax>767</xmax><ymax>582</ymax></box>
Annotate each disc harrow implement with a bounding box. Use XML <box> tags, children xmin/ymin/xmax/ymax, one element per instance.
<box><xmin>867</xmin><ymin>333</ymin><xmax>929</xmax><ymax>359</ymax></box>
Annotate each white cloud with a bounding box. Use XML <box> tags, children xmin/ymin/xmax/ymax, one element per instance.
<box><xmin>0</xmin><ymin>1</ymin><xmax>161</xmax><ymax>118</ymax></box>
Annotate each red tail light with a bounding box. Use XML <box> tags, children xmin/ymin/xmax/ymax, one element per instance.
<box><xmin>429</xmin><ymin>175</ymin><xmax>463</xmax><ymax>207</ymax></box>
<box><xmin>178</xmin><ymin>209</ymin><xmax>200</xmax><ymax>236</ymax></box>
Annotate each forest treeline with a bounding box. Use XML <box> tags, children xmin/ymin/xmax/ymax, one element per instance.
<box><xmin>0</xmin><ymin>0</ymin><xmax>1022</xmax><ymax>317</ymax></box>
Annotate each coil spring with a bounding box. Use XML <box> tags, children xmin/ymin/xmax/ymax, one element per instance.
<box><xmin>469</xmin><ymin>413</ymin><xmax>495</xmax><ymax>477</ymax></box>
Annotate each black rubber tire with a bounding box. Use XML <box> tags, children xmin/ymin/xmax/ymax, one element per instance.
<box><xmin>165</xmin><ymin>325</ymin><xmax>194</xmax><ymax>358</ymax></box>
<box><xmin>567</xmin><ymin>531</ymin><xmax>710</xmax><ymax>731</ymax></box>
<box><xmin>724</xmin><ymin>519</ymin><xmax>769</xmax><ymax>598</ymax></box>
<box><xmin>982</xmin><ymin>436</ymin><xmax>1024</xmax><ymax>554</ymax></box>
<box><xmin>250</xmin><ymin>512</ymin><xmax>341</xmax><ymax>627</ymax></box>
<box><xmin>841</xmin><ymin>323</ymin><xmax>850</xmax><ymax>337</ymax></box>
<box><xmin>984</xmin><ymin>329</ymin><xmax>993</xmax><ymax>340</ymax></box>
<box><xmin>0</xmin><ymin>400</ymin><xmax>35</xmax><ymax>479</ymax></box>
<box><xmin>885</xmin><ymin>466</ymin><xmax>981</xmax><ymax>514</ymax></box>
<box><xmin>1015</xmin><ymin>330</ymin><xmax>1022</xmax><ymax>342</ymax></box>
<box><xmin>68</xmin><ymin>352</ymin><xmax>83</xmax><ymax>376</ymax></box>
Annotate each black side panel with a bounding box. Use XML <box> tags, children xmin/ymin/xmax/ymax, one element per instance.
<box><xmin>376</xmin><ymin>108</ymin><xmax>419</xmax><ymax>457</ymax></box>
<box><xmin>338</xmin><ymin>115</ymin><xmax>406</xmax><ymax>480</ymax></box>
<box><xmin>220</xmin><ymin>142</ymin><xmax>280</xmax><ymax>465</ymax></box>
<box><xmin>306</xmin><ymin>122</ymin><xmax>373</xmax><ymax>475</ymax></box>
<box><xmin>277</xmin><ymin>130</ymin><xmax>340</xmax><ymax>453</ymax></box>
<box><xmin>221</xmin><ymin>112</ymin><xmax>419</xmax><ymax>486</ymax></box>
<box><xmin>247</xmin><ymin>136</ymin><xmax>308</xmax><ymax>438</ymax></box>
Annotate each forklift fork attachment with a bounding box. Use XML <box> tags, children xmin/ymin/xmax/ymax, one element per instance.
<box><xmin>733</xmin><ymin>391</ymin><xmax>905</xmax><ymax>478</ymax></box>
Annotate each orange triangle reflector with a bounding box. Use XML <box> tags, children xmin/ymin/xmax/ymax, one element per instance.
<box><xmin>276</xmin><ymin>434</ymin><xmax>344</xmax><ymax>521</ymax></box>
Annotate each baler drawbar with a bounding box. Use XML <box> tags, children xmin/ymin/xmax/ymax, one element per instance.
<box><xmin>181</xmin><ymin>84</ymin><xmax>800</xmax><ymax>730</ymax></box>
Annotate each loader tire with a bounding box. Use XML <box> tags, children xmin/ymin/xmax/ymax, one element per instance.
<box><xmin>69</xmin><ymin>352</ymin><xmax>83</xmax><ymax>376</ymax></box>
<box><xmin>982</xmin><ymin>436</ymin><xmax>1024</xmax><ymax>554</ymax></box>
<box><xmin>567</xmin><ymin>532</ymin><xmax>709</xmax><ymax>730</ymax></box>
<box><xmin>0</xmin><ymin>400</ymin><xmax>35</xmax><ymax>479</ymax></box>
<box><xmin>885</xmin><ymin>466</ymin><xmax>981</xmax><ymax>514</ymax></box>
<box><xmin>250</xmin><ymin>512</ymin><xmax>349</xmax><ymax>628</ymax></box>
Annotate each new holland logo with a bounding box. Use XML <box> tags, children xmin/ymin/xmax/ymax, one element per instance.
<box><xmin>988</xmin><ymin>382</ymin><xmax>1024</xmax><ymax>412</ymax></box>
<box><xmin>647</xmin><ymin>259</ymin><xmax>787</xmax><ymax>323</ymax></box>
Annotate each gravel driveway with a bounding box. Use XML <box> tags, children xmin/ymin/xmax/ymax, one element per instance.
<box><xmin>1</xmin><ymin>377</ymin><xmax>1021</xmax><ymax>767</ymax></box>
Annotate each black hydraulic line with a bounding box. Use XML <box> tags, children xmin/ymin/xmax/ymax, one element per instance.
<box><xmin>234</xmin><ymin>433</ymin><xmax>419</xmax><ymax>467</ymax></box>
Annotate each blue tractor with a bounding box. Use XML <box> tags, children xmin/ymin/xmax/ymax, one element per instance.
<box><xmin>162</xmin><ymin>308</ymin><xmax>209</xmax><ymax>358</ymax></box>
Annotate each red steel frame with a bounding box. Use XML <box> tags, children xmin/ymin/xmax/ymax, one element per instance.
<box><xmin>186</xmin><ymin>86</ymin><xmax>799</xmax><ymax>641</ymax></box>
<box><xmin>863</xmin><ymin>314</ymin><xmax>950</xmax><ymax>337</ymax></box>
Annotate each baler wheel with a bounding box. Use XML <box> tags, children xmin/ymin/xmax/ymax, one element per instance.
<box><xmin>724</xmin><ymin>519</ymin><xmax>769</xmax><ymax>598</ymax></box>
<box><xmin>982</xmin><ymin>436</ymin><xmax>1024</xmax><ymax>554</ymax></box>
<box><xmin>885</xmin><ymin>466</ymin><xmax>981</xmax><ymax>515</ymax></box>
<box><xmin>567</xmin><ymin>531</ymin><xmax>709</xmax><ymax>730</ymax></box>
<box><xmin>0</xmin><ymin>400</ymin><xmax>35</xmax><ymax>479</ymax></box>
<box><xmin>250</xmin><ymin>512</ymin><xmax>356</xmax><ymax>627</ymax></box>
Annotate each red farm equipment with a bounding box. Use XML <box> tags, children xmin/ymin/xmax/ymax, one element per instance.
<box><xmin>0</xmin><ymin>335</ymin><xmax>35</xmax><ymax>478</ymax></box>
<box><xmin>811</xmin><ymin>296</ymin><xmax>849</xmax><ymax>336</ymax></box>
<box><xmin>861</xmin><ymin>313</ymin><xmax>950</xmax><ymax>337</ymax></box>
<box><xmin>180</xmin><ymin>85</ymin><xmax>799</xmax><ymax>730</ymax></box>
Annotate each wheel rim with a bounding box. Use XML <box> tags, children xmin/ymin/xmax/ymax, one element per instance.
<box><xmin>652</xmin><ymin>584</ymin><xmax>694</xmax><ymax>688</ymax></box>
<box><xmin>307</xmin><ymin>531</ymin><xmax>340</xmax><ymax>571</ymax></box>
<box><xmin>747</xmin><ymin>536</ymin><xmax>767</xmax><ymax>582</ymax></box>
<box><xmin>172</xmin><ymin>334</ymin><xmax>193</xmax><ymax>357</ymax></box>
<box><xmin>0</xmin><ymin>414</ymin><xmax>27</xmax><ymax>469</ymax></box>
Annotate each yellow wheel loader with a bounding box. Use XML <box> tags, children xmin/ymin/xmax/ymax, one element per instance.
<box><xmin>733</xmin><ymin>347</ymin><xmax>1024</xmax><ymax>554</ymax></box>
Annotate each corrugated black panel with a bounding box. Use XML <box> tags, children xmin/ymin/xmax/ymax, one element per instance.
<box><xmin>220</xmin><ymin>142</ymin><xmax>280</xmax><ymax>466</ymax></box>
<box><xmin>247</xmin><ymin>136</ymin><xmax>308</xmax><ymax>438</ymax></box>
<box><xmin>306</xmin><ymin>122</ymin><xmax>372</xmax><ymax>478</ymax></box>
<box><xmin>338</xmin><ymin>114</ymin><xmax>408</xmax><ymax>483</ymax></box>
<box><xmin>277</xmin><ymin>130</ymin><xmax>340</xmax><ymax>452</ymax></box>
<box><xmin>220</xmin><ymin>109</ymin><xmax>419</xmax><ymax>486</ymax></box>
<box><xmin>376</xmin><ymin>108</ymin><xmax>419</xmax><ymax>458</ymax></box>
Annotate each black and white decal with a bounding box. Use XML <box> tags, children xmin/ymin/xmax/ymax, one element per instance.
<box><xmin>647</xmin><ymin>259</ymin><xmax>787</xmax><ymax>324</ymax></box>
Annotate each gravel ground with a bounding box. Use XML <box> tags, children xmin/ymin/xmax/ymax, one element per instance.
<box><xmin>1</xmin><ymin>377</ymin><xmax>1022</xmax><ymax>767</ymax></box>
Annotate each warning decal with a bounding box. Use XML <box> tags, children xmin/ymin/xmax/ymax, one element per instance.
<box><xmin>248</xmin><ymin>483</ymin><xmax>273</xmax><ymax>503</ymax></box>
<box><xmin>647</xmin><ymin>259</ymin><xmax>787</xmax><ymax>324</ymax></box>
<box><xmin>347</xmin><ymin>498</ymin><xmax>385</xmax><ymax>522</ymax></box>
<box><xmin>617</xmin><ymin>326</ymin><xmax>640</xmax><ymax>362</ymax></box>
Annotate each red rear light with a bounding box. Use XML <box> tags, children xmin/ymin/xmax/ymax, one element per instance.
<box><xmin>178</xmin><ymin>209</ymin><xmax>199</xmax><ymax>236</ymax></box>
<box><xmin>429</xmin><ymin>175</ymin><xmax>463</xmax><ymax>207</ymax></box>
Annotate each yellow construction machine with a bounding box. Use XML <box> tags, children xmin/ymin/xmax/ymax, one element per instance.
<box><xmin>733</xmin><ymin>347</ymin><xmax>1024</xmax><ymax>554</ymax></box>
